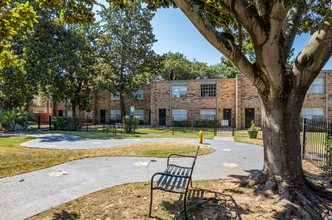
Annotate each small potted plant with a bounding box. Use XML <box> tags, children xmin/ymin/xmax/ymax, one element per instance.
<box><xmin>247</xmin><ymin>120</ymin><xmax>261</xmax><ymax>139</ymax></box>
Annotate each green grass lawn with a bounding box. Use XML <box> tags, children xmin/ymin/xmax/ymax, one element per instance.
<box><xmin>47</xmin><ymin>127</ymin><xmax>215</xmax><ymax>140</ymax></box>
<box><xmin>0</xmin><ymin>136</ymin><xmax>215</xmax><ymax>178</ymax></box>
<box><xmin>233</xmin><ymin>130</ymin><xmax>328</xmax><ymax>155</ymax></box>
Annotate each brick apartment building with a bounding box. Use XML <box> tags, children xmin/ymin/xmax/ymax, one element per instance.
<box><xmin>50</xmin><ymin>70</ymin><xmax>332</xmax><ymax>129</ymax></box>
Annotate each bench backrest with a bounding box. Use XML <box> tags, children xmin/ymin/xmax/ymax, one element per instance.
<box><xmin>189</xmin><ymin>146</ymin><xmax>200</xmax><ymax>178</ymax></box>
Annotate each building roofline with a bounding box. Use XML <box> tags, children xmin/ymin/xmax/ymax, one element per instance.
<box><xmin>152</xmin><ymin>78</ymin><xmax>236</xmax><ymax>83</ymax></box>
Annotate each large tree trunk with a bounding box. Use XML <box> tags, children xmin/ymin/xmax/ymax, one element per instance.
<box><xmin>239</xmin><ymin>88</ymin><xmax>332</xmax><ymax>219</ymax></box>
<box><xmin>262</xmin><ymin>94</ymin><xmax>304</xmax><ymax>180</ymax></box>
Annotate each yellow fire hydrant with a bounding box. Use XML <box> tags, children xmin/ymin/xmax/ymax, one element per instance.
<box><xmin>199</xmin><ymin>130</ymin><xmax>203</xmax><ymax>144</ymax></box>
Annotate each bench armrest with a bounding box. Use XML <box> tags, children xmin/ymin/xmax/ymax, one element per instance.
<box><xmin>167</xmin><ymin>154</ymin><xmax>195</xmax><ymax>166</ymax></box>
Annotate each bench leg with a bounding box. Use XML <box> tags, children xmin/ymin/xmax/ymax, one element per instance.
<box><xmin>184</xmin><ymin>192</ymin><xmax>188</xmax><ymax>220</ymax></box>
<box><xmin>149</xmin><ymin>188</ymin><xmax>153</xmax><ymax>217</ymax></box>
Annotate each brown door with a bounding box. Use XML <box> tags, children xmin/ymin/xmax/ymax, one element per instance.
<box><xmin>159</xmin><ymin>109</ymin><xmax>166</xmax><ymax>126</ymax></box>
<box><xmin>223</xmin><ymin>109</ymin><xmax>232</xmax><ymax>127</ymax></box>
<box><xmin>245</xmin><ymin>108</ymin><xmax>255</xmax><ymax>128</ymax></box>
<box><xmin>100</xmin><ymin>110</ymin><xmax>106</xmax><ymax>124</ymax></box>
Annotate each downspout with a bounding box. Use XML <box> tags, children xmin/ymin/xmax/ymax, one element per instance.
<box><xmin>108</xmin><ymin>91</ymin><xmax>110</xmax><ymax>124</ymax></box>
<box><xmin>326</xmin><ymin>72</ymin><xmax>329</xmax><ymax>124</ymax></box>
<box><xmin>216</xmin><ymin>81</ymin><xmax>218</xmax><ymax>121</ymax></box>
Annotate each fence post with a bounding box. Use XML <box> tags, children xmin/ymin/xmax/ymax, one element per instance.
<box><xmin>172</xmin><ymin>118</ymin><xmax>174</xmax><ymax>135</ymax></box>
<box><xmin>87</xmin><ymin>115</ymin><xmax>88</xmax><ymax>132</ymax></box>
<box><xmin>214</xmin><ymin>118</ymin><xmax>216</xmax><ymax>136</ymax></box>
<box><xmin>232</xmin><ymin>117</ymin><xmax>235</xmax><ymax>136</ymax></box>
<box><xmin>302</xmin><ymin>118</ymin><xmax>307</xmax><ymax>160</ymax></box>
<box><xmin>107</xmin><ymin>126</ymin><xmax>108</xmax><ymax>134</ymax></box>
<box><xmin>103</xmin><ymin>117</ymin><xmax>105</xmax><ymax>133</ymax></box>
<box><xmin>38</xmin><ymin>115</ymin><xmax>41</xmax><ymax>129</ymax></box>
<box><xmin>49</xmin><ymin>115</ymin><xmax>52</xmax><ymax>131</ymax></box>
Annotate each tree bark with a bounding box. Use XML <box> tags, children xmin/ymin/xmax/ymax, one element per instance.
<box><xmin>262</xmin><ymin>93</ymin><xmax>305</xmax><ymax>179</ymax></box>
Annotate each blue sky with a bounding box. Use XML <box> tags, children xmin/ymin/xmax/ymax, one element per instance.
<box><xmin>94</xmin><ymin>1</ymin><xmax>332</xmax><ymax>70</ymax></box>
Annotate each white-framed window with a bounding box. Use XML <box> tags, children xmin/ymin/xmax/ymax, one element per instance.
<box><xmin>132</xmin><ymin>90</ymin><xmax>144</xmax><ymax>100</ymax></box>
<box><xmin>308</xmin><ymin>74</ymin><xmax>324</xmax><ymax>94</ymax></box>
<box><xmin>201</xmin><ymin>84</ymin><xmax>216</xmax><ymax>97</ymax></box>
<box><xmin>134</xmin><ymin>109</ymin><xmax>144</xmax><ymax>120</ymax></box>
<box><xmin>172</xmin><ymin>109</ymin><xmax>187</xmax><ymax>121</ymax></box>
<box><xmin>67</xmin><ymin>110</ymin><xmax>73</xmax><ymax>117</ymax></box>
<box><xmin>302</xmin><ymin>108</ymin><xmax>324</xmax><ymax>121</ymax></box>
<box><xmin>110</xmin><ymin>91</ymin><xmax>120</xmax><ymax>101</ymax></box>
<box><xmin>201</xmin><ymin>109</ymin><xmax>216</xmax><ymax>120</ymax></box>
<box><xmin>110</xmin><ymin>110</ymin><xmax>121</xmax><ymax>120</ymax></box>
<box><xmin>172</xmin><ymin>86</ymin><xmax>187</xmax><ymax>98</ymax></box>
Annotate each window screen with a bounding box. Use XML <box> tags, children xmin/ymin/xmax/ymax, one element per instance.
<box><xmin>67</xmin><ymin>111</ymin><xmax>72</xmax><ymax>117</ymax></box>
<box><xmin>307</xmin><ymin>74</ymin><xmax>324</xmax><ymax>94</ymax></box>
<box><xmin>201</xmin><ymin>84</ymin><xmax>216</xmax><ymax>97</ymax></box>
<box><xmin>201</xmin><ymin>109</ymin><xmax>216</xmax><ymax>120</ymax></box>
<box><xmin>172</xmin><ymin>109</ymin><xmax>187</xmax><ymax>121</ymax></box>
<box><xmin>172</xmin><ymin>86</ymin><xmax>187</xmax><ymax>98</ymax></box>
<box><xmin>302</xmin><ymin>108</ymin><xmax>324</xmax><ymax>121</ymax></box>
<box><xmin>132</xmin><ymin>90</ymin><xmax>144</xmax><ymax>100</ymax></box>
<box><xmin>134</xmin><ymin>109</ymin><xmax>144</xmax><ymax>120</ymax></box>
<box><xmin>110</xmin><ymin>110</ymin><xmax>121</xmax><ymax>120</ymax></box>
<box><xmin>110</xmin><ymin>91</ymin><xmax>120</xmax><ymax>101</ymax></box>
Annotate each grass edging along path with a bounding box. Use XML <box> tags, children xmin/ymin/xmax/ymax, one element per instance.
<box><xmin>0</xmin><ymin>136</ymin><xmax>215</xmax><ymax>179</ymax></box>
<box><xmin>233</xmin><ymin>130</ymin><xmax>263</xmax><ymax>146</ymax></box>
<box><xmin>46</xmin><ymin>127</ymin><xmax>215</xmax><ymax>139</ymax></box>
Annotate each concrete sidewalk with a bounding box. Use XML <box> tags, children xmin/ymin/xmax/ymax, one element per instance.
<box><xmin>0</xmin><ymin>133</ymin><xmax>263</xmax><ymax>220</ymax></box>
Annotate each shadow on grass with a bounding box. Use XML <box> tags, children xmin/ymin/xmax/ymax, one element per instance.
<box><xmin>154</xmin><ymin>187</ymin><xmax>247</xmax><ymax>219</ymax></box>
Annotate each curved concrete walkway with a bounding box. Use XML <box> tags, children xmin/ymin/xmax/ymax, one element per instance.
<box><xmin>0</xmin><ymin>133</ymin><xmax>263</xmax><ymax>220</ymax></box>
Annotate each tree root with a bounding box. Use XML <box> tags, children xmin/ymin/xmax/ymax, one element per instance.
<box><xmin>233</xmin><ymin>172</ymin><xmax>332</xmax><ymax>219</ymax></box>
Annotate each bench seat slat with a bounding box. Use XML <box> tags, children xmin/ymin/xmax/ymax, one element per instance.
<box><xmin>156</xmin><ymin>165</ymin><xmax>177</xmax><ymax>187</ymax></box>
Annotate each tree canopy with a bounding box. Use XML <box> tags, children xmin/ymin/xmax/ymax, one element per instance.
<box><xmin>0</xmin><ymin>0</ymin><xmax>97</xmax><ymax>67</ymax></box>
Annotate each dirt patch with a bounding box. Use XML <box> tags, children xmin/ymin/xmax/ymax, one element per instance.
<box><xmin>29</xmin><ymin>160</ymin><xmax>332</xmax><ymax>220</ymax></box>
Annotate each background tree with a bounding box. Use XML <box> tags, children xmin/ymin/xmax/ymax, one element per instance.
<box><xmin>142</xmin><ymin>0</ymin><xmax>332</xmax><ymax>218</ymax></box>
<box><xmin>97</xmin><ymin>0</ymin><xmax>163</xmax><ymax>117</ymax></box>
<box><xmin>160</xmin><ymin>52</ymin><xmax>223</xmax><ymax>80</ymax></box>
<box><xmin>27</xmin><ymin>20</ymin><xmax>99</xmax><ymax>116</ymax></box>
<box><xmin>0</xmin><ymin>0</ymin><xmax>98</xmax><ymax>67</ymax></box>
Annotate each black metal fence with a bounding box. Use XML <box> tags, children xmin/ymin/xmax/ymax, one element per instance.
<box><xmin>301</xmin><ymin>118</ymin><xmax>332</xmax><ymax>175</ymax></box>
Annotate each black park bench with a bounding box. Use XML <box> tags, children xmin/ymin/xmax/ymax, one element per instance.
<box><xmin>149</xmin><ymin>146</ymin><xmax>200</xmax><ymax>219</ymax></box>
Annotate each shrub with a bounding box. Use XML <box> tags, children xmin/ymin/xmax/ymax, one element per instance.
<box><xmin>248</xmin><ymin>120</ymin><xmax>261</xmax><ymax>131</ymax></box>
<box><xmin>52</xmin><ymin>116</ymin><xmax>85</xmax><ymax>131</ymax></box>
<box><xmin>123</xmin><ymin>116</ymin><xmax>139</xmax><ymax>134</ymax></box>
<box><xmin>0</xmin><ymin>107</ymin><xmax>36</xmax><ymax>131</ymax></box>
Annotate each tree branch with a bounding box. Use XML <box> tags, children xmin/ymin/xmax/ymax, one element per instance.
<box><xmin>173</xmin><ymin>0</ymin><xmax>270</xmax><ymax>93</ymax></box>
<box><xmin>221</xmin><ymin>0</ymin><xmax>266</xmax><ymax>46</ymax></box>
<box><xmin>255</xmin><ymin>0</ymin><xmax>267</xmax><ymax>16</ymax></box>
<box><xmin>293</xmin><ymin>3</ymin><xmax>332</xmax><ymax>87</ymax></box>
<box><xmin>282</xmin><ymin>0</ymin><xmax>305</xmax><ymax>58</ymax></box>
